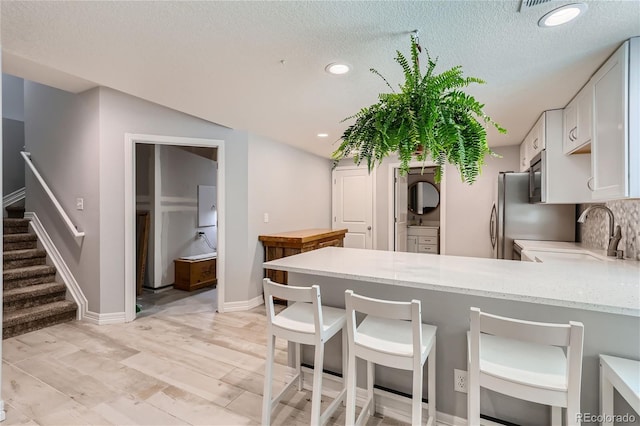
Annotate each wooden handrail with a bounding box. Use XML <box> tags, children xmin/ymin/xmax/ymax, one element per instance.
<box><xmin>21</xmin><ymin>152</ymin><xmax>85</xmax><ymax>240</ymax></box>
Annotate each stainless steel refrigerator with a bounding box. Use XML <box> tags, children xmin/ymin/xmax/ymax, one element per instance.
<box><xmin>490</xmin><ymin>172</ymin><xmax>576</xmax><ymax>259</ymax></box>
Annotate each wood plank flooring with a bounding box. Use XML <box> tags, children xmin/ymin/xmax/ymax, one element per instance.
<box><xmin>1</xmin><ymin>289</ymin><xmax>407</xmax><ymax>425</ymax></box>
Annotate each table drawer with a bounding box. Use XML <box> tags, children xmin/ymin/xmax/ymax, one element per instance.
<box><xmin>418</xmin><ymin>244</ymin><xmax>438</xmax><ymax>254</ymax></box>
<box><xmin>418</xmin><ymin>236</ymin><xmax>438</xmax><ymax>245</ymax></box>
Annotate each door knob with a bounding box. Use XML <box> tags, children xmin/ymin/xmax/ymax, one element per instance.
<box><xmin>367</xmin><ymin>226</ymin><xmax>372</xmax><ymax>230</ymax></box>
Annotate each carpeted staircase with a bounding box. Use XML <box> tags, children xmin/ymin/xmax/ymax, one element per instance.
<box><xmin>3</xmin><ymin>216</ymin><xmax>77</xmax><ymax>339</ymax></box>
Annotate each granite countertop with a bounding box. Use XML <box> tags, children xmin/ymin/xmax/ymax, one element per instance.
<box><xmin>263</xmin><ymin>246</ymin><xmax>640</xmax><ymax>317</ymax></box>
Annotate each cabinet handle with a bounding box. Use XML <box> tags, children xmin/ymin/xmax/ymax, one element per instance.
<box><xmin>587</xmin><ymin>176</ymin><xmax>594</xmax><ymax>191</ymax></box>
<box><xmin>533</xmin><ymin>138</ymin><xmax>538</xmax><ymax>150</ymax></box>
<box><xmin>571</xmin><ymin>127</ymin><xmax>578</xmax><ymax>141</ymax></box>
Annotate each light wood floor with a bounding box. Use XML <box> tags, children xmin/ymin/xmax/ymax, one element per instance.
<box><xmin>1</xmin><ymin>288</ymin><xmax>407</xmax><ymax>425</ymax></box>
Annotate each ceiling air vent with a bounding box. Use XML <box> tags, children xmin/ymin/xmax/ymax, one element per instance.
<box><xmin>519</xmin><ymin>0</ymin><xmax>552</xmax><ymax>11</ymax></box>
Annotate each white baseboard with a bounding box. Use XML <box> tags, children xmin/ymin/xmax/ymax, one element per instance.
<box><xmin>25</xmin><ymin>212</ymin><xmax>88</xmax><ymax>320</ymax></box>
<box><xmin>222</xmin><ymin>294</ymin><xmax>263</xmax><ymax>312</ymax></box>
<box><xmin>3</xmin><ymin>187</ymin><xmax>25</xmax><ymax>210</ymax></box>
<box><xmin>298</xmin><ymin>368</ymin><xmax>488</xmax><ymax>426</ymax></box>
<box><xmin>83</xmin><ymin>311</ymin><xmax>126</xmax><ymax>325</ymax></box>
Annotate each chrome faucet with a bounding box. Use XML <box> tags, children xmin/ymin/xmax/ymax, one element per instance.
<box><xmin>577</xmin><ymin>205</ymin><xmax>622</xmax><ymax>257</ymax></box>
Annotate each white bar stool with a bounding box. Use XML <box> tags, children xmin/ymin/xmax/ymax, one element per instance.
<box><xmin>262</xmin><ymin>278</ymin><xmax>347</xmax><ymax>426</ymax></box>
<box><xmin>599</xmin><ymin>354</ymin><xmax>640</xmax><ymax>426</ymax></box>
<box><xmin>344</xmin><ymin>290</ymin><xmax>437</xmax><ymax>426</ymax></box>
<box><xmin>467</xmin><ymin>307</ymin><xmax>584</xmax><ymax>426</ymax></box>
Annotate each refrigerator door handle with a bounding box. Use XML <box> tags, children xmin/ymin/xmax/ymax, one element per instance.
<box><xmin>490</xmin><ymin>203</ymin><xmax>497</xmax><ymax>249</ymax></box>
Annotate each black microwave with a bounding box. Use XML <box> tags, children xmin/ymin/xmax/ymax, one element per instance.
<box><xmin>529</xmin><ymin>151</ymin><xmax>545</xmax><ymax>203</ymax></box>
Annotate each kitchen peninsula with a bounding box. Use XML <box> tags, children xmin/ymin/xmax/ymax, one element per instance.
<box><xmin>264</xmin><ymin>247</ymin><xmax>640</xmax><ymax>424</ymax></box>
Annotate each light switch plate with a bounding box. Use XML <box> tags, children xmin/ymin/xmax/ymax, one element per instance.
<box><xmin>263</xmin><ymin>213</ymin><xmax>269</xmax><ymax>223</ymax></box>
<box><xmin>76</xmin><ymin>198</ymin><xmax>84</xmax><ymax>211</ymax></box>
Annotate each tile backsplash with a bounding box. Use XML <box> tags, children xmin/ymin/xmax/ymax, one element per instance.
<box><xmin>579</xmin><ymin>200</ymin><xmax>640</xmax><ymax>260</ymax></box>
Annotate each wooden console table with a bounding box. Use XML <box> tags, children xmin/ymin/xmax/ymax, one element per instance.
<box><xmin>259</xmin><ymin>228</ymin><xmax>347</xmax><ymax>285</ymax></box>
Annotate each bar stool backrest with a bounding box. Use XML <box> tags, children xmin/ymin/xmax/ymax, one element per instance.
<box><xmin>469</xmin><ymin>307</ymin><xmax>584</xmax><ymax>403</ymax></box>
<box><xmin>263</xmin><ymin>278</ymin><xmax>323</xmax><ymax>337</ymax></box>
<box><xmin>345</xmin><ymin>290</ymin><xmax>423</xmax><ymax>359</ymax></box>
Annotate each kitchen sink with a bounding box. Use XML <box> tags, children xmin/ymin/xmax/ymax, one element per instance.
<box><xmin>522</xmin><ymin>249</ymin><xmax>612</xmax><ymax>263</ymax></box>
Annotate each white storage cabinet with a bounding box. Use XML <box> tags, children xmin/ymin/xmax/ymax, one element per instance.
<box><xmin>590</xmin><ymin>38</ymin><xmax>640</xmax><ymax>200</ymax></box>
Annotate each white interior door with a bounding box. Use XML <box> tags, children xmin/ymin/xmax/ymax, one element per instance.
<box><xmin>394</xmin><ymin>168</ymin><xmax>408</xmax><ymax>251</ymax></box>
<box><xmin>332</xmin><ymin>167</ymin><xmax>373</xmax><ymax>249</ymax></box>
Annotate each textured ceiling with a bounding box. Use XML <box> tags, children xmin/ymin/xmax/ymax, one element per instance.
<box><xmin>2</xmin><ymin>1</ymin><xmax>639</xmax><ymax>158</ymax></box>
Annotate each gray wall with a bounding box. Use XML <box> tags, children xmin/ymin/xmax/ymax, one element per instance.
<box><xmin>2</xmin><ymin>118</ymin><xmax>25</xmax><ymax>195</ymax></box>
<box><xmin>2</xmin><ymin>74</ymin><xmax>24</xmax><ymax>121</ymax></box>
<box><xmin>98</xmin><ymin>86</ymin><xmax>250</xmax><ymax>311</ymax></box>
<box><xmin>23</xmin><ymin>82</ymin><xmax>102</xmax><ymax>311</ymax></box>
<box><xmin>248</xmin><ymin>133</ymin><xmax>332</xmax><ymax>302</ymax></box>
<box><xmin>444</xmin><ymin>146</ymin><xmax>520</xmax><ymax>258</ymax></box>
<box><xmin>2</xmin><ymin>74</ymin><xmax>25</xmax><ymax>196</ymax></box>
<box><xmin>159</xmin><ymin>145</ymin><xmax>217</xmax><ymax>287</ymax></box>
<box><xmin>339</xmin><ymin>145</ymin><xmax>520</xmax><ymax>257</ymax></box>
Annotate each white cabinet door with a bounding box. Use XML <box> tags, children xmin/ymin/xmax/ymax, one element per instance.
<box><xmin>394</xmin><ymin>168</ymin><xmax>408</xmax><ymax>252</ymax></box>
<box><xmin>591</xmin><ymin>42</ymin><xmax>628</xmax><ymax>200</ymax></box>
<box><xmin>564</xmin><ymin>81</ymin><xmax>593</xmax><ymax>154</ymax></box>
<box><xmin>407</xmin><ymin>235</ymin><xmax>418</xmax><ymax>253</ymax></box>
<box><xmin>529</xmin><ymin>115</ymin><xmax>545</xmax><ymax>158</ymax></box>
<box><xmin>332</xmin><ymin>167</ymin><xmax>374</xmax><ymax>249</ymax></box>
<box><xmin>519</xmin><ymin>139</ymin><xmax>529</xmax><ymax>172</ymax></box>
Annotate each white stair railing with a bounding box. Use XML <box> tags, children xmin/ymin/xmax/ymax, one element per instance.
<box><xmin>2</xmin><ymin>187</ymin><xmax>25</xmax><ymax>210</ymax></box>
<box><xmin>21</xmin><ymin>151</ymin><xmax>85</xmax><ymax>240</ymax></box>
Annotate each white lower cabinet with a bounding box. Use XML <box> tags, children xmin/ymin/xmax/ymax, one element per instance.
<box><xmin>407</xmin><ymin>226</ymin><xmax>439</xmax><ymax>254</ymax></box>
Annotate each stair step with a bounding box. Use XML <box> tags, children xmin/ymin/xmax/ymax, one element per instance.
<box><xmin>3</xmin><ymin>218</ymin><xmax>30</xmax><ymax>234</ymax></box>
<box><xmin>4</xmin><ymin>282</ymin><xmax>67</xmax><ymax>312</ymax></box>
<box><xmin>3</xmin><ymin>233</ymin><xmax>38</xmax><ymax>251</ymax></box>
<box><xmin>3</xmin><ymin>249</ymin><xmax>47</xmax><ymax>269</ymax></box>
<box><xmin>3</xmin><ymin>265</ymin><xmax>57</xmax><ymax>290</ymax></box>
<box><xmin>5</xmin><ymin>205</ymin><xmax>25</xmax><ymax>219</ymax></box>
<box><xmin>3</xmin><ymin>300</ymin><xmax>77</xmax><ymax>340</ymax></box>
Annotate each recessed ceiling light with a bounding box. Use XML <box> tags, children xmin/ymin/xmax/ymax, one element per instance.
<box><xmin>538</xmin><ymin>3</ymin><xmax>587</xmax><ymax>27</ymax></box>
<box><xmin>317</xmin><ymin>133</ymin><xmax>329</xmax><ymax>138</ymax></box>
<box><xmin>325</xmin><ymin>63</ymin><xmax>350</xmax><ymax>75</ymax></box>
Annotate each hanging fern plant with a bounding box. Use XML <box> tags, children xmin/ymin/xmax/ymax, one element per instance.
<box><xmin>332</xmin><ymin>36</ymin><xmax>506</xmax><ymax>184</ymax></box>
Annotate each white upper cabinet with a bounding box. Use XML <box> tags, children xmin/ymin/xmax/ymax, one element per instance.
<box><xmin>519</xmin><ymin>115</ymin><xmax>545</xmax><ymax>172</ymax></box>
<box><xmin>591</xmin><ymin>38</ymin><xmax>639</xmax><ymax>200</ymax></box>
<box><xmin>539</xmin><ymin>110</ymin><xmax>592</xmax><ymax>204</ymax></box>
<box><xmin>519</xmin><ymin>137</ymin><xmax>529</xmax><ymax>172</ymax></box>
<box><xmin>563</xmin><ymin>80</ymin><xmax>593</xmax><ymax>155</ymax></box>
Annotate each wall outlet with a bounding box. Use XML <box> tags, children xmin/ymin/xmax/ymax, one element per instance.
<box><xmin>454</xmin><ymin>369</ymin><xmax>467</xmax><ymax>393</ymax></box>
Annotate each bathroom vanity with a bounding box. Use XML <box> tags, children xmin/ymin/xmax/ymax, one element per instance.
<box><xmin>407</xmin><ymin>225</ymin><xmax>440</xmax><ymax>254</ymax></box>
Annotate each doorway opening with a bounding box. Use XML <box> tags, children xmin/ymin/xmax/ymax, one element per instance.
<box><xmin>387</xmin><ymin>162</ymin><xmax>447</xmax><ymax>254</ymax></box>
<box><xmin>124</xmin><ymin>134</ymin><xmax>225</xmax><ymax>322</ymax></box>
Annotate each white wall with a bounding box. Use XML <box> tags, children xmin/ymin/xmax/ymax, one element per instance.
<box><xmin>248</xmin><ymin>133</ymin><xmax>332</xmax><ymax>301</ymax></box>
<box><xmin>23</xmin><ymin>82</ymin><xmax>102</xmax><ymax>311</ymax></box>
<box><xmin>444</xmin><ymin>146</ymin><xmax>520</xmax><ymax>258</ymax></box>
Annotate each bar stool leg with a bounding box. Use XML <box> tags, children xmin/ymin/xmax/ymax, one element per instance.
<box><xmin>428</xmin><ymin>342</ymin><xmax>436</xmax><ymax>424</ymax></box>
<box><xmin>550</xmin><ymin>406</ymin><xmax>561</xmax><ymax>426</ymax></box>
<box><xmin>295</xmin><ymin>343</ymin><xmax>303</xmax><ymax>391</ymax></box>
<box><xmin>310</xmin><ymin>343</ymin><xmax>325</xmax><ymax>426</ymax></box>
<box><xmin>467</xmin><ymin>363</ymin><xmax>480</xmax><ymax>426</ymax></box>
<box><xmin>367</xmin><ymin>361</ymin><xmax>375</xmax><ymax>416</ymax></box>
<box><xmin>412</xmin><ymin>357</ymin><xmax>422</xmax><ymax>426</ymax></box>
<box><xmin>262</xmin><ymin>334</ymin><xmax>275</xmax><ymax>426</ymax></box>
<box><xmin>342</xmin><ymin>329</ymin><xmax>348</xmax><ymax>406</ymax></box>
<box><xmin>346</xmin><ymin>351</ymin><xmax>357</xmax><ymax>426</ymax></box>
